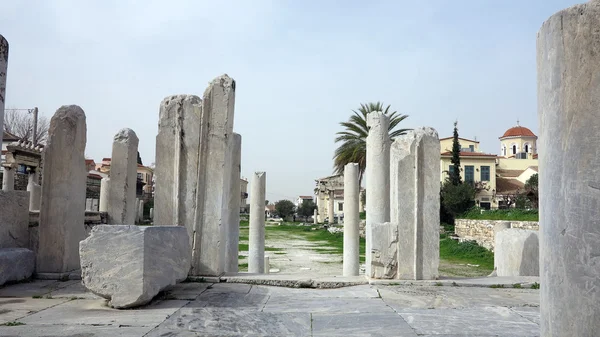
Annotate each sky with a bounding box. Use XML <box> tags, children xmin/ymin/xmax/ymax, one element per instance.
<box><xmin>0</xmin><ymin>0</ymin><xmax>582</xmax><ymax>202</ymax></box>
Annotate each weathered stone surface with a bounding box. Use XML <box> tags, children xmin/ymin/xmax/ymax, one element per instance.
<box><xmin>0</xmin><ymin>190</ymin><xmax>30</xmax><ymax>249</ymax></box>
<box><xmin>98</xmin><ymin>177</ymin><xmax>109</xmax><ymax>212</ymax></box>
<box><xmin>365</xmin><ymin>111</ymin><xmax>390</xmax><ymax>277</ymax></box>
<box><xmin>2</xmin><ymin>165</ymin><xmax>15</xmax><ymax>191</ymax></box>
<box><xmin>391</xmin><ymin>127</ymin><xmax>440</xmax><ymax>280</ymax></box>
<box><xmin>137</xmin><ymin>199</ymin><xmax>144</xmax><ymax>222</ymax></box>
<box><xmin>225</xmin><ymin>133</ymin><xmax>242</xmax><ymax>273</ymax></box>
<box><xmin>249</xmin><ymin>172</ymin><xmax>266</xmax><ymax>273</ymax></box>
<box><xmin>0</xmin><ymin>248</ymin><xmax>34</xmax><ymax>286</ymax></box>
<box><xmin>107</xmin><ymin>128</ymin><xmax>138</xmax><ymax>225</ymax></box>
<box><xmin>538</xmin><ymin>2</ymin><xmax>600</xmax><ymax>335</ymax></box>
<box><xmin>495</xmin><ymin>229</ymin><xmax>539</xmax><ymax>277</ymax></box>
<box><xmin>79</xmin><ymin>225</ymin><xmax>191</xmax><ymax>308</ymax></box>
<box><xmin>154</xmin><ymin>94</ymin><xmax>203</xmax><ymax>243</ymax></box>
<box><xmin>27</xmin><ymin>173</ymin><xmax>41</xmax><ymax>211</ymax></box>
<box><xmin>0</xmin><ymin>34</ymin><xmax>7</xmax><ymax>141</ymax></box>
<box><xmin>37</xmin><ymin>105</ymin><xmax>87</xmax><ymax>274</ymax></box>
<box><xmin>369</xmin><ymin>222</ymin><xmax>398</xmax><ymax>279</ymax></box>
<box><xmin>343</xmin><ymin>163</ymin><xmax>360</xmax><ymax>276</ymax></box>
<box><xmin>312</xmin><ymin>312</ymin><xmax>416</xmax><ymax>336</ymax></box>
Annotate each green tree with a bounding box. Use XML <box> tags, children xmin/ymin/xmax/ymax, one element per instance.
<box><xmin>440</xmin><ymin>180</ymin><xmax>476</xmax><ymax>217</ymax></box>
<box><xmin>333</xmin><ymin>102</ymin><xmax>410</xmax><ymax>185</ymax></box>
<box><xmin>275</xmin><ymin>200</ymin><xmax>296</xmax><ymax>219</ymax></box>
<box><xmin>449</xmin><ymin>121</ymin><xmax>462</xmax><ymax>185</ymax></box>
<box><xmin>524</xmin><ymin>173</ymin><xmax>538</xmax><ymax>209</ymax></box>
<box><xmin>137</xmin><ymin>151</ymin><xmax>143</xmax><ymax>165</ymax></box>
<box><xmin>297</xmin><ymin>200</ymin><xmax>317</xmax><ymax>221</ymax></box>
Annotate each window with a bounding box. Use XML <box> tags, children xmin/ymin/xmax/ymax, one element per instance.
<box><xmin>137</xmin><ymin>173</ymin><xmax>143</xmax><ymax>180</ymax></box>
<box><xmin>524</xmin><ymin>144</ymin><xmax>529</xmax><ymax>153</ymax></box>
<box><xmin>469</xmin><ymin>145</ymin><xmax>474</xmax><ymax>152</ymax></box>
<box><xmin>448</xmin><ymin>165</ymin><xmax>455</xmax><ymax>175</ymax></box>
<box><xmin>512</xmin><ymin>145</ymin><xmax>517</xmax><ymax>155</ymax></box>
<box><xmin>464</xmin><ymin>166</ymin><xmax>474</xmax><ymax>182</ymax></box>
<box><xmin>338</xmin><ymin>203</ymin><xmax>343</xmax><ymax>211</ymax></box>
<box><xmin>480</xmin><ymin>166</ymin><xmax>490</xmax><ymax>181</ymax></box>
<box><xmin>502</xmin><ymin>146</ymin><xmax>506</xmax><ymax>156</ymax></box>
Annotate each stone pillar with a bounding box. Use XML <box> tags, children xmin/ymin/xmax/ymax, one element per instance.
<box><xmin>390</xmin><ymin>128</ymin><xmax>440</xmax><ymax>280</ymax></box>
<box><xmin>365</xmin><ymin>111</ymin><xmax>390</xmax><ymax>277</ymax></box>
<box><xmin>85</xmin><ymin>198</ymin><xmax>93</xmax><ymax>211</ymax></box>
<box><xmin>225</xmin><ymin>133</ymin><xmax>242</xmax><ymax>273</ymax></box>
<box><xmin>327</xmin><ymin>190</ymin><xmax>334</xmax><ymax>223</ymax></box>
<box><xmin>190</xmin><ymin>74</ymin><xmax>236</xmax><ymax>276</ymax></box>
<box><xmin>135</xmin><ymin>198</ymin><xmax>140</xmax><ymax>223</ymax></box>
<box><xmin>313</xmin><ymin>209</ymin><xmax>318</xmax><ymax>224</ymax></box>
<box><xmin>27</xmin><ymin>172</ymin><xmax>41</xmax><ymax>211</ymax></box>
<box><xmin>137</xmin><ymin>199</ymin><xmax>144</xmax><ymax>222</ymax></box>
<box><xmin>154</xmin><ymin>94</ymin><xmax>202</xmax><ymax>241</ymax></box>
<box><xmin>99</xmin><ymin>178</ymin><xmax>110</xmax><ymax>212</ymax></box>
<box><xmin>343</xmin><ymin>163</ymin><xmax>360</xmax><ymax>276</ymax></box>
<box><xmin>264</xmin><ymin>256</ymin><xmax>270</xmax><ymax>274</ymax></box>
<box><xmin>2</xmin><ymin>165</ymin><xmax>15</xmax><ymax>191</ymax></box>
<box><xmin>149</xmin><ymin>208</ymin><xmax>154</xmax><ymax>220</ymax></box>
<box><xmin>36</xmin><ymin>105</ymin><xmax>87</xmax><ymax>274</ymax></box>
<box><xmin>107</xmin><ymin>129</ymin><xmax>139</xmax><ymax>225</ymax></box>
<box><xmin>0</xmin><ymin>35</ymin><xmax>8</xmax><ymax>149</ymax></box>
<box><xmin>249</xmin><ymin>172</ymin><xmax>266</xmax><ymax>274</ymax></box>
<box><xmin>538</xmin><ymin>2</ymin><xmax>600</xmax><ymax>334</ymax></box>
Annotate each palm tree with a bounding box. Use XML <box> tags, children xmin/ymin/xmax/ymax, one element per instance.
<box><xmin>333</xmin><ymin>102</ymin><xmax>410</xmax><ymax>185</ymax></box>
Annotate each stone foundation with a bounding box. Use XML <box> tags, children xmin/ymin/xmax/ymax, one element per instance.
<box><xmin>454</xmin><ymin>219</ymin><xmax>539</xmax><ymax>251</ymax></box>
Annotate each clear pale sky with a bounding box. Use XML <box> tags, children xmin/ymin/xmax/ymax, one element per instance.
<box><xmin>0</xmin><ymin>0</ymin><xmax>581</xmax><ymax>202</ymax></box>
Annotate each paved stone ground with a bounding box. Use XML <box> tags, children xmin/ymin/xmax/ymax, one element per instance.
<box><xmin>0</xmin><ymin>279</ymin><xmax>540</xmax><ymax>336</ymax></box>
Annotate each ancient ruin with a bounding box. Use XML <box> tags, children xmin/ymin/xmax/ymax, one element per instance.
<box><xmin>106</xmin><ymin>129</ymin><xmax>139</xmax><ymax>225</ymax></box>
<box><xmin>249</xmin><ymin>172</ymin><xmax>266</xmax><ymax>274</ymax></box>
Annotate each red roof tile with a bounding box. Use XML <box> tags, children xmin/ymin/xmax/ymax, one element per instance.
<box><xmin>500</xmin><ymin>126</ymin><xmax>536</xmax><ymax>138</ymax></box>
<box><xmin>439</xmin><ymin>136</ymin><xmax>479</xmax><ymax>143</ymax></box>
<box><xmin>496</xmin><ymin>177</ymin><xmax>524</xmax><ymax>195</ymax></box>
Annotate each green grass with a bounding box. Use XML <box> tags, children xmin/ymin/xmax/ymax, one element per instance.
<box><xmin>459</xmin><ymin>208</ymin><xmax>538</xmax><ymax>221</ymax></box>
<box><xmin>0</xmin><ymin>322</ymin><xmax>25</xmax><ymax>326</ymax></box>
<box><xmin>238</xmin><ymin>263</ymin><xmax>248</xmax><ymax>271</ymax></box>
<box><xmin>531</xmin><ymin>282</ymin><xmax>540</xmax><ymax>289</ymax></box>
<box><xmin>439</xmin><ymin>234</ymin><xmax>494</xmax><ymax>272</ymax></box>
<box><xmin>359</xmin><ymin>212</ymin><xmax>366</xmax><ymax>220</ymax></box>
<box><xmin>513</xmin><ymin>283</ymin><xmax>522</xmax><ymax>289</ymax></box>
<box><xmin>238</xmin><ymin>243</ymin><xmax>249</xmax><ymax>252</ymax></box>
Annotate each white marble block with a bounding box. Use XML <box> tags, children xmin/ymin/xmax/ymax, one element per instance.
<box><xmin>495</xmin><ymin>229</ymin><xmax>539</xmax><ymax>277</ymax></box>
<box><xmin>369</xmin><ymin>222</ymin><xmax>398</xmax><ymax>279</ymax></box>
<box><xmin>79</xmin><ymin>225</ymin><xmax>191</xmax><ymax>309</ymax></box>
<box><xmin>0</xmin><ymin>248</ymin><xmax>35</xmax><ymax>286</ymax></box>
<box><xmin>107</xmin><ymin>128</ymin><xmax>139</xmax><ymax>225</ymax></box>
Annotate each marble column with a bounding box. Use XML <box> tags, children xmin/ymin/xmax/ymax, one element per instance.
<box><xmin>365</xmin><ymin>111</ymin><xmax>390</xmax><ymax>277</ymax></box>
<box><xmin>99</xmin><ymin>178</ymin><xmax>110</xmax><ymax>212</ymax></box>
<box><xmin>327</xmin><ymin>190</ymin><xmax>334</xmax><ymax>224</ymax></box>
<box><xmin>107</xmin><ymin>128</ymin><xmax>139</xmax><ymax>225</ymax></box>
<box><xmin>137</xmin><ymin>199</ymin><xmax>144</xmax><ymax>222</ymax></box>
<box><xmin>149</xmin><ymin>208</ymin><xmax>154</xmax><ymax>220</ymax></box>
<box><xmin>313</xmin><ymin>209</ymin><xmax>318</xmax><ymax>224</ymax></box>
<box><xmin>249</xmin><ymin>172</ymin><xmax>266</xmax><ymax>274</ymax></box>
<box><xmin>390</xmin><ymin>127</ymin><xmax>440</xmax><ymax>280</ymax></box>
<box><xmin>37</xmin><ymin>105</ymin><xmax>87</xmax><ymax>274</ymax></box>
<box><xmin>2</xmin><ymin>165</ymin><xmax>15</xmax><ymax>191</ymax></box>
<box><xmin>537</xmin><ymin>1</ymin><xmax>600</xmax><ymax>335</ymax></box>
<box><xmin>0</xmin><ymin>35</ymin><xmax>8</xmax><ymax>151</ymax></box>
<box><xmin>225</xmin><ymin>133</ymin><xmax>242</xmax><ymax>273</ymax></box>
<box><xmin>343</xmin><ymin>163</ymin><xmax>360</xmax><ymax>276</ymax></box>
<box><xmin>27</xmin><ymin>172</ymin><xmax>41</xmax><ymax>211</ymax></box>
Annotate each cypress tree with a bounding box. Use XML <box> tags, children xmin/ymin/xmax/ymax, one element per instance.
<box><xmin>450</xmin><ymin>121</ymin><xmax>462</xmax><ymax>185</ymax></box>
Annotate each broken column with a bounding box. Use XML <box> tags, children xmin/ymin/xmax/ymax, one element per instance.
<box><xmin>154</xmin><ymin>94</ymin><xmax>203</xmax><ymax>241</ymax></box>
<box><xmin>2</xmin><ymin>164</ymin><xmax>15</xmax><ymax>191</ymax></box>
<box><xmin>99</xmin><ymin>178</ymin><xmax>110</xmax><ymax>212</ymax></box>
<box><xmin>225</xmin><ymin>133</ymin><xmax>242</xmax><ymax>273</ymax></box>
<box><xmin>249</xmin><ymin>172</ymin><xmax>266</xmax><ymax>274</ymax></box>
<box><xmin>365</xmin><ymin>111</ymin><xmax>390</xmax><ymax>277</ymax></box>
<box><xmin>327</xmin><ymin>190</ymin><xmax>334</xmax><ymax>223</ymax></box>
<box><xmin>36</xmin><ymin>105</ymin><xmax>87</xmax><ymax>275</ymax></box>
<box><xmin>313</xmin><ymin>209</ymin><xmax>318</xmax><ymax>224</ymax></box>
<box><xmin>191</xmin><ymin>74</ymin><xmax>236</xmax><ymax>276</ymax></box>
<box><xmin>107</xmin><ymin>129</ymin><xmax>139</xmax><ymax>225</ymax></box>
<box><xmin>27</xmin><ymin>172</ymin><xmax>41</xmax><ymax>211</ymax></box>
<box><xmin>537</xmin><ymin>2</ymin><xmax>600</xmax><ymax>335</ymax></box>
<box><xmin>390</xmin><ymin>127</ymin><xmax>440</xmax><ymax>280</ymax></box>
<box><xmin>0</xmin><ymin>35</ymin><xmax>8</xmax><ymax>146</ymax></box>
<box><xmin>343</xmin><ymin>163</ymin><xmax>360</xmax><ymax>276</ymax></box>
<box><xmin>137</xmin><ymin>199</ymin><xmax>144</xmax><ymax>222</ymax></box>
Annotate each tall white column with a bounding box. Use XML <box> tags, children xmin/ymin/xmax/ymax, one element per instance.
<box><xmin>137</xmin><ymin>199</ymin><xmax>144</xmax><ymax>222</ymax></box>
<box><xmin>27</xmin><ymin>172</ymin><xmax>41</xmax><ymax>211</ymax></box>
<box><xmin>99</xmin><ymin>178</ymin><xmax>110</xmax><ymax>212</ymax></box>
<box><xmin>248</xmin><ymin>172</ymin><xmax>266</xmax><ymax>273</ymax></box>
<box><xmin>107</xmin><ymin>128</ymin><xmax>139</xmax><ymax>225</ymax></box>
<box><xmin>538</xmin><ymin>2</ymin><xmax>600</xmax><ymax>335</ymax></box>
<box><xmin>365</xmin><ymin>111</ymin><xmax>390</xmax><ymax>277</ymax></box>
<box><xmin>225</xmin><ymin>133</ymin><xmax>242</xmax><ymax>273</ymax></box>
<box><xmin>313</xmin><ymin>209</ymin><xmax>318</xmax><ymax>224</ymax></box>
<box><xmin>2</xmin><ymin>165</ymin><xmax>15</xmax><ymax>191</ymax></box>
<box><xmin>343</xmin><ymin>163</ymin><xmax>360</xmax><ymax>276</ymax></box>
<box><xmin>327</xmin><ymin>190</ymin><xmax>334</xmax><ymax>223</ymax></box>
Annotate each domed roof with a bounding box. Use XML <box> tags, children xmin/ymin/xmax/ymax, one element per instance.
<box><xmin>501</xmin><ymin>125</ymin><xmax>536</xmax><ymax>138</ymax></box>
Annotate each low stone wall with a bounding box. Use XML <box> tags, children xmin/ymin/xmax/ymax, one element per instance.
<box><xmin>454</xmin><ymin>219</ymin><xmax>539</xmax><ymax>251</ymax></box>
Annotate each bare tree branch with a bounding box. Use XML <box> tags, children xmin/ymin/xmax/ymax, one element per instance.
<box><xmin>3</xmin><ymin>109</ymin><xmax>49</xmax><ymax>144</ymax></box>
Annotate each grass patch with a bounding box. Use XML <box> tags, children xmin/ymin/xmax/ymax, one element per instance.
<box><xmin>238</xmin><ymin>243</ymin><xmax>249</xmax><ymax>252</ymax></box>
<box><xmin>274</xmin><ymin>252</ymin><xmax>286</xmax><ymax>255</ymax></box>
<box><xmin>531</xmin><ymin>282</ymin><xmax>540</xmax><ymax>289</ymax></box>
<box><xmin>359</xmin><ymin>212</ymin><xmax>366</xmax><ymax>220</ymax></box>
<box><xmin>439</xmin><ymin>235</ymin><xmax>494</xmax><ymax>272</ymax></box>
<box><xmin>459</xmin><ymin>208</ymin><xmax>538</xmax><ymax>221</ymax></box>
<box><xmin>0</xmin><ymin>322</ymin><xmax>25</xmax><ymax>326</ymax></box>
<box><xmin>490</xmin><ymin>284</ymin><xmax>505</xmax><ymax>288</ymax></box>
<box><xmin>435</xmin><ymin>282</ymin><xmax>443</xmax><ymax>286</ymax></box>
<box><xmin>265</xmin><ymin>247</ymin><xmax>284</xmax><ymax>252</ymax></box>
<box><xmin>238</xmin><ymin>263</ymin><xmax>248</xmax><ymax>272</ymax></box>
<box><xmin>513</xmin><ymin>283</ymin><xmax>522</xmax><ymax>289</ymax></box>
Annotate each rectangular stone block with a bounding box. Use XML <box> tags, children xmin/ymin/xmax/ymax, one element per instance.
<box><xmin>79</xmin><ymin>225</ymin><xmax>191</xmax><ymax>308</ymax></box>
<box><xmin>0</xmin><ymin>248</ymin><xmax>35</xmax><ymax>286</ymax></box>
<box><xmin>0</xmin><ymin>190</ymin><xmax>30</xmax><ymax>249</ymax></box>
<box><xmin>390</xmin><ymin>127</ymin><xmax>440</xmax><ymax>280</ymax></box>
<box><xmin>107</xmin><ymin>129</ymin><xmax>139</xmax><ymax>225</ymax></box>
<box><xmin>495</xmin><ymin>229</ymin><xmax>539</xmax><ymax>277</ymax></box>
<box><xmin>37</xmin><ymin>105</ymin><xmax>87</xmax><ymax>274</ymax></box>
<box><xmin>369</xmin><ymin>222</ymin><xmax>398</xmax><ymax>279</ymax></box>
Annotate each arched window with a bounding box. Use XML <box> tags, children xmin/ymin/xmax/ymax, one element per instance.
<box><xmin>512</xmin><ymin>145</ymin><xmax>517</xmax><ymax>155</ymax></box>
<box><xmin>524</xmin><ymin>144</ymin><xmax>529</xmax><ymax>153</ymax></box>
<box><xmin>502</xmin><ymin>146</ymin><xmax>506</xmax><ymax>156</ymax></box>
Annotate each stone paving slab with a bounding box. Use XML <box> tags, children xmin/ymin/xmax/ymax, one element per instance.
<box><xmin>46</xmin><ymin>282</ymin><xmax>102</xmax><ymax>299</ymax></box>
<box><xmin>162</xmin><ymin>282</ymin><xmax>211</xmax><ymax>300</ymax></box>
<box><xmin>249</xmin><ymin>284</ymin><xmax>379</xmax><ymax>298</ymax></box>
<box><xmin>262</xmin><ymin>296</ymin><xmax>393</xmax><ymax>314</ymax></box>
<box><xmin>0</xmin><ymin>297</ymin><xmax>70</xmax><ymax>324</ymax></box>
<box><xmin>370</xmin><ymin>276</ymin><xmax>540</xmax><ymax>288</ymax></box>
<box><xmin>311</xmin><ymin>312</ymin><xmax>417</xmax><ymax>336</ymax></box>
<box><xmin>0</xmin><ymin>325</ymin><xmax>153</xmax><ymax>337</ymax></box>
<box><xmin>0</xmin><ymin>280</ymin><xmax>78</xmax><ymax>298</ymax></box>
<box><xmin>148</xmin><ymin>308</ymin><xmax>311</xmax><ymax>336</ymax></box>
<box><xmin>18</xmin><ymin>298</ymin><xmax>188</xmax><ymax>327</ymax></box>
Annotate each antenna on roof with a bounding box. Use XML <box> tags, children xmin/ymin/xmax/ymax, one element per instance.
<box><xmin>517</xmin><ymin>119</ymin><xmax>520</xmax><ymax>126</ymax></box>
